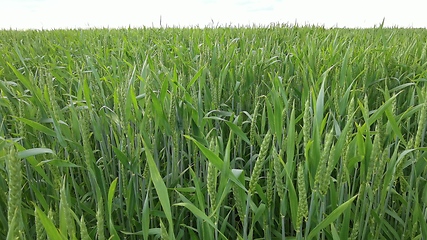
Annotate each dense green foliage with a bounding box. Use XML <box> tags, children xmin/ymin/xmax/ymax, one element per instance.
<box><xmin>1</xmin><ymin>25</ymin><xmax>427</xmax><ymax>239</ymax></box>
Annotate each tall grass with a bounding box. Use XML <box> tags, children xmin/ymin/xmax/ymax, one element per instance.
<box><xmin>1</xmin><ymin>24</ymin><xmax>427</xmax><ymax>239</ymax></box>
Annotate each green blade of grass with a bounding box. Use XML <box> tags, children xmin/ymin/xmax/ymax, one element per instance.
<box><xmin>225</xmin><ymin>121</ymin><xmax>251</xmax><ymax>145</ymax></box>
<box><xmin>17</xmin><ymin>148</ymin><xmax>54</xmax><ymax>159</ymax></box>
<box><xmin>107</xmin><ymin>178</ymin><xmax>119</xmax><ymax>240</ymax></box>
<box><xmin>142</xmin><ymin>137</ymin><xmax>175</xmax><ymax>240</ymax></box>
<box><xmin>35</xmin><ymin>206</ymin><xmax>66</xmax><ymax>240</ymax></box>
<box><xmin>185</xmin><ymin>135</ymin><xmax>247</xmax><ymax>192</ymax></box>
<box><xmin>14</xmin><ymin>117</ymin><xmax>56</xmax><ymax>137</ymax></box>
<box><xmin>307</xmin><ymin>195</ymin><xmax>357</xmax><ymax>239</ymax></box>
<box><xmin>174</xmin><ymin>202</ymin><xmax>227</xmax><ymax>239</ymax></box>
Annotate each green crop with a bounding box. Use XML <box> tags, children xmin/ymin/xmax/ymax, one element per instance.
<box><xmin>1</xmin><ymin>24</ymin><xmax>427</xmax><ymax>239</ymax></box>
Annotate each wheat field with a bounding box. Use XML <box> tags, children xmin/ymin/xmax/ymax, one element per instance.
<box><xmin>1</xmin><ymin>25</ymin><xmax>427</xmax><ymax>239</ymax></box>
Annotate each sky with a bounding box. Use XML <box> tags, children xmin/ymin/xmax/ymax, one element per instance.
<box><xmin>0</xmin><ymin>0</ymin><xmax>426</xmax><ymax>30</ymax></box>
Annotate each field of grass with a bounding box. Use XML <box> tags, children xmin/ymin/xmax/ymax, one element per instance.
<box><xmin>1</xmin><ymin>25</ymin><xmax>427</xmax><ymax>239</ymax></box>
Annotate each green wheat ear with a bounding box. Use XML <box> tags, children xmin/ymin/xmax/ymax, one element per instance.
<box><xmin>349</xmin><ymin>220</ymin><xmax>360</xmax><ymax>240</ymax></box>
<box><xmin>296</xmin><ymin>163</ymin><xmax>308</xmax><ymax>233</ymax></box>
<box><xmin>48</xmin><ymin>208</ymin><xmax>56</xmax><ymax>227</ymax></box>
<box><xmin>96</xmin><ymin>197</ymin><xmax>105</xmax><ymax>240</ymax></box>
<box><xmin>414</xmin><ymin>88</ymin><xmax>427</xmax><ymax>151</ymax></box>
<box><xmin>60</xmin><ymin>179</ymin><xmax>76</xmax><ymax>239</ymax></box>
<box><xmin>266</xmin><ymin>161</ymin><xmax>274</xmax><ymax>208</ymax></box>
<box><xmin>249</xmin><ymin>129</ymin><xmax>272</xmax><ymax>194</ymax></box>
<box><xmin>207</xmin><ymin>139</ymin><xmax>218</xmax><ymax>210</ymax></box>
<box><xmin>367</xmin><ymin>123</ymin><xmax>382</xmax><ymax>185</ymax></box>
<box><xmin>320</xmin><ymin>144</ymin><xmax>335</xmax><ymax>195</ymax></box>
<box><xmin>7</xmin><ymin>146</ymin><xmax>22</xmax><ymax>240</ymax></box>
<box><xmin>233</xmin><ymin>182</ymin><xmax>245</xmax><ymax>224</ymax></box>
<box><xmin>273</xmin><ymin>148</ymin><xmax>285</xmax><ymax>200</ymax></box>
<box><xmin>314</xmin><ymin>128</ymin><xmax>333</xmax><ymax>194</ymax></box>
<box><xmin>250</xmin><ymin>99</ymin><xmax>260</xmax><ymax>146</ymax></box>
<box><xmin>303</xmin><ymin>98</ymin><xmax>311</xmax><ymax>150</ymax></box>
<box><xmin>80</xmin><ymin>216</ymin><xmax>90</xmax><ymax>240</ymax></box>
<box><xmin>207</xmin><ymin>162</ymin><xmax>217</xmax><ymax>208</ymax></box>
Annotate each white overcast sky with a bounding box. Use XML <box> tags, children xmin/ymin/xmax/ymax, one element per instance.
<box><xmin>0</xmin><ymin>0</ymin><xmax>426</xmax><ymax>29</ymax></box>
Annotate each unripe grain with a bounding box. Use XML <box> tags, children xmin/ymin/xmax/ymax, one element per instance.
<box><xmin>7</xmin><ymin>146</ymin><xmax>22</xmax><ymax>239</ymax></box>
<box><xmin>48</xmin><ymin>208</ymin><xmax>56</xmax><ymax>226</ymax></box>
<box><xmin>211</xmin><ymin>78</ymin><xmax>218</xmax><ymax>110</ymax></box>
<box><xmin>60</xmin><ymin>181</ymin><xmax>76</xmax><ymax>239</ymax></box>
<box><xmin>266</xmin><ymin>163</ymin><xmax>273</xmax><ymax>208</ymax></box>
<box><xmin>272</xmin><ymin>148</ymin><xmax>285</xmax><ymax>200</ymax></box>
<box><xmin>250</xmin><ymin>101</ymin><xmax>260</xmax><ymax>146</ymax></box>
<box><xmin>49</xmin><ymin>165</ymin><xmax>62</xmax><ymax>191</ymax></box>
<box><xmin>207</xmin><ymin>161</ymin><xmax>217</xmax><ymax>209</ymax></box>
<box><xmin>80</xmin><ymin>112</ymin><xmax>94</xmax><ymax>171</ymax></box>
<box><xmin>367</xmin><ymin>124</ymin><xmax>382</xmax><ymax>185</ymax></box>
<box><xmin>414</xmin><ymin>97</ymin><xmax>426</xmax><ymax>151</ymax></box>
<box><xmin>314</xmin><ymin>129</ymin><xmax>333</xmax><ymax>194</ymax></box>
<box><xmin>296</xmin><ymin>163</ymin><xmax>308</xmax><ymax>233</ymax></box>
<box><xmin>249</xmin><ymin>130</ymin><xmax>272</xmax><ymax>194</ymax></box>
<box><xmin>411</xmin><ymin>219</ymin><xmax>419</xmax><ymax>239</ymax></box>
<box><xmin>142</xmin><ymin>162</ymin><xmax>149</xmax><ymax>179</ymax></box>
<box><xmin>372</xmin><ymin>150</ymin><xmax>388</xmax><ymax>191</ymax></box>
<box><xmin>333</xmin><ymin>84</ymin><xmax>341</xmax><ymax>116</ymax></box>
<box><xmin>207</xmin><ymin>139</ymin><xmax>217</xmax><ymax>209</ymax></box>
<box><xmin>339</xmin><ymin>97</ymin><xmax>355</xmax><ymax>184</ymax></box>
<box><xmin>349</xmin><ymin>220</ymin><xmax>359</xmax><ymax>240</ymax></box>
<box><xmin>96</xmin><ymin>197</ymin><xmax>105</xmax><ymax>240</ymax></box>
<box><xmin>363</xmin><ymin>94</ymin><xmax>369</xmax><ymax>117</ymax></box>
<box><xmin>320</xmin><ymin>144</ymin><xmax>335</xmax><ymax>195</ymax></box>
<box><xmin>80</xmin><ymin>216</ymin><xmax>91</xmax><ymax>240</ymax></box>
<box><xmin>303</xmin><ymin>99</ymin><xmax>311</xmax><ymax>150</ymax></box>
<box><xmin>232</xmin><ymin>184</ymin><xmax>245</xmax><ymax>224</ymax></box>
<box><xmin>17</xmin><ymin>100</ymin><xmax>25</xmax><ymax>139</ymax></box>
<box><xmin>47</xmin><ymin>77</ymin><xmax>61</xmax><ymax>122</ymax></box>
